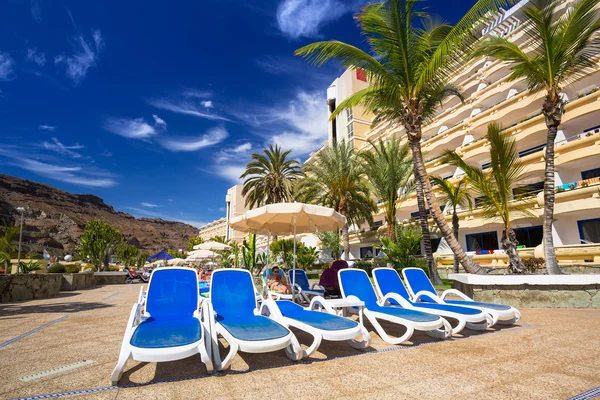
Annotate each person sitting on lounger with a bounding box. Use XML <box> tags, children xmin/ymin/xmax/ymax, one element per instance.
<box><xmin>319</xmin><ymin>260</ymin><xmax>348</xmax><ymax>296</ymax></box>
<box><xmin>267</xmin><ymin>265</ymin><xmax>292</xmax><ymax>294</ymax></box>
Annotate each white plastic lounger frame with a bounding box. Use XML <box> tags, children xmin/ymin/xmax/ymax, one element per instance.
<box><xmin>288</xmin><ymin>270</ymin><xmax>328</xmax><ymax>301</ymax></box>
<box><xmin>262</xmin><ymin>271</ymin><xmax>305</xmax><ymax>302</ymax></box>
<box><xmin>338</xmin><ymin>269</ymin><xmax>452</xmax><ymax>345</ymax></box>
<box><xmin>260</xmin><ymin>298</ymin><xmax>370</xmax><ymax>358</ymax></box>
<box><xmin>402</xmin><ymin>267</ymin><xmax>521</xmax><ymax>326</ymax></box>
<box><xmin>209</xmin><ymin>269</ymin><xmax>302</xmax><ymax>371</ymax></box>
<box><xmin>371</xmin><ymin>268</ymin><xmax>490</xmax><ymax>335</ymax></box>
<box><xmin>110</xmin><ymin>267</ymin><xmax>213</xmax><ymax>385</ymax></box>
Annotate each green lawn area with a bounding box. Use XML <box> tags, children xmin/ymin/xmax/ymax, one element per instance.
<box><xmin>434</xmin><ymin>278</ymin><xmax>453</xmax><ymax>290</ymax></box>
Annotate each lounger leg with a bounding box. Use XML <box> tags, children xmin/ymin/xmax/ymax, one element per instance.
<box><xmin>198</xmin><ymin>340</ymin><xmax>214</xmax><ymax>373</ymax></box>
<box><xmin>302</xmin><ymin>331</ymin><xmax>322</xmax><ymax>358</ymax></box>
<box><xmin>466</xmin><ymin>319</ymin><xmax>488</xmax><ymax>331</ymax></box>
<box><xmin>496</xmin><ymin>309</ymin><xmax>520</xmax><ymax>325</ymax></box>
<box><xmin>284</xmin><ymin>334</ymin><xmax>303</xmax><ymax>361</ymax></box>
<box><xmin>217</xmin><ymin>339</ymin><xmax>239</xmax><ymax>371</ymax></box>
<box><xmin>348</xmin><ymin>325</ymin><xmax>371</xmax><ymax>349</ymax></box>
<box><xmin>366</xmin><ymin>313</ymin><xmax>414</xmax><ymax>345</ymax></box>
<box><xmin>110</xmin><ymin>348</ymin><xmax>131</xmax><ymax>386</ymax></box>
<box><xmin>450</xmin><ymin>318</ymin><xmax>467</xmax><ymax>335</ymax></box>
<box><xmin>427</xmin><ymin>318</ymin><xmax>452</xmax><ymax>339</ymax></box>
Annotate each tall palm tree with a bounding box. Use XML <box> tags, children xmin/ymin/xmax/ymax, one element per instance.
<box><xmin>296</xmin><ymin>0</ymin><xmax>517</xmax><ymax>275</ymax></box>
<box><xmin>430</xmin><ymin>176</ymin><xmax>473</xmax><ymax>273</ymax></box>
<box><xmin>444</xmin><ymin>123</ymin><xmax>532</xmax><ymax>273</ymax></box>
<box><xmin>240</xmin><ymin>144</ymin><xmax>302</xmax><ymax>209</ymax></box>
<box><xmin>296</xmin><ymin>141</ymin><xmax>377</xmax><ymax>260</ymax></box>
<box><xmin>474</xmin><ymin>0</ymin><xmax>600</xmax><ymax>275</ymax></box>
<box><xmin>360</xmin><ymin>137</ymin><xmax>413</xmax><ymax>242</ymax></box>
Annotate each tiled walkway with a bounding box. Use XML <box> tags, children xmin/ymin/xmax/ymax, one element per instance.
<box><xmin>1</xmin><ymin>284</ymin><xmax>599</xmax><ymax>399</ymax></box>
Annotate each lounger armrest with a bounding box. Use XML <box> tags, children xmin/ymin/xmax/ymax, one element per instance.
<box><xmin>440</xmin><ymin>289</ymin><xmax>473</xmax><ymax>301</ymax></box>
<box><xmin>311</xmin><ymin>283</ymin><xmax>325</xmax><ymax>291</ymax></box>
<box><xmin>380</xmin><ymin>293</ymin><xmax>413</xmax><ymax>308</ymax></box>
<box><xmin>259</xmin><ymin>298</ymin><xmax>285</xmax><ymax>322</ymax></box>
<box><xmin>413</xmin><ymin>290</ymin><xmax>444</xmax><ymax>303</ymax></box>
<box><xmin>309</xmin><ymin>296</ymin><xmax>337</xmax><ymax>315</ymax></box>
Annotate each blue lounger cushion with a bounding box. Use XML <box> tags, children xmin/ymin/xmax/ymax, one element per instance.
<box><xmin>276</xmin><ymin>300</ymin><xmax>358</xmax><ymax>331</ymax></box>
<box><xmin>367</xmin><ymin>304</ymin><xmax>440</xmax><ymax>322</ymax></box>
<box><xmin>131</xmin><ymin>317</ymin><xmax>201</xmax><ymax>348</ymax></box>
<box><xmin>444</xmin><ymin>300</ymin><xmax>512</xmax><ymax>311</ymax></box>
<box><xmin>217</xmin><ymin>314</ymin><xmax>290</xmax><ymax>342</ymax></box>
<box><xmin>288</xmin><ymin>270</ymin><xmax>324</xmax><ymax>293</ymax></box>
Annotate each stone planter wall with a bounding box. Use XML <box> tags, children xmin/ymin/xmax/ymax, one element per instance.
<box><xmin>0</xmin><ymin>274</ymin><xmax>62</xmax><ymax>302</ymax></box>
<box><xmin>60</xmin><ymin>271</ymin><xmax>95</xmax><ymax>291</ymax></box>
<box><xmin>94</xmin><ymin>272</ymin><xmax>127</xmax><ymax>285</ymax></box>
<box><xmin>437</xmin><ymin>264</ymin><xmax>600</xmax><ymax>279</ymax></box>
<box><xmin>450</xmin><ymin>273</ymin><xmax>600</xmax><ymax>309</ymax></box>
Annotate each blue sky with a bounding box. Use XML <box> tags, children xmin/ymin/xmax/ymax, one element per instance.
<box><xmin>0</xmin><ymin>0</ymin><xmax>475</xmax><ymax>228</ymax></box>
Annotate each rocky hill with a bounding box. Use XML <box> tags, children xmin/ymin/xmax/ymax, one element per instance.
<box><xmin>0</xmin><ymin>174</ymin><xmax>198</xmax><ymax>255</ymax></box>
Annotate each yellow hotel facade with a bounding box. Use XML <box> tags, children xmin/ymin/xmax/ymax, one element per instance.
<box><xmin>314</xmin><ymin>0</ymin><xmax>600</xmax><ymax>261</ymax></box>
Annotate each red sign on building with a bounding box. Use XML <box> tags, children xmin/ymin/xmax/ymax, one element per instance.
<box><xmin>356</xmin><ymin>68</ymin><xmax>367</xmax><ymax>82</ymax></box>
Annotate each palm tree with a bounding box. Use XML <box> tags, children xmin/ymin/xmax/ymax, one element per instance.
<box><xmin>296</xmin><ymin>0</ymin><xmax>517</xmax><ymax>274</ymax></box>
<box><xmin>296</xmin><ymin>141</ymin><xmax>377</xmax><ymax>260</ymax></box>
<box><xmin>474</xmin><ymin>0</ymin><xmax>600</xmax><ymax>275</ymax></box>
<box><xmin>444</xmin><ymin>123</ymin><xmax>532</xmax><ymax>273</ymax></box>
<box><xmin>0</xmin><ymin>224</ymin><xmax>19</xmax><ymax>274</ymax></box>
<box><xmin>360</xmin><ymin>136</ymin><xmax>413</xmax><ymax>242</ymax></box>
<box><xmin>240</xmin><ymin>144</ymin><xmax>302</xmax><ymax>209</ymax></box>
<box><xmin>430</xmin><ymin>176</ymin><xmax>473</xmax><ymax>273</ymax></box>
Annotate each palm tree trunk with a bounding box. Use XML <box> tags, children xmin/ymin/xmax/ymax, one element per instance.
<box><xmin>542</xmin><ymin>96</ymin><xmax>564</xmax><ymax>275</ymax></box>
<box><xmin>407</xmin><ymin>136</ymin><xmax>486</xmax><ymax>275</ymax></box>
<box><xmin>452</xmin><ymin>211</ymin><xmax>460</xmax><ymax>274</ymax></box>
<box><xmin>414</xmin><ymin>173</ymin><xmax>441</xmax><ymax>285</ymax></box>
<box><xmin>387</xmin><ymin>219</ymin><xmax>396</xmax><ymax>242</ymax></box>
<box><xmin>501</xmin><ymin>228</ymin><xmax>525</xmax><ymax>273</ymax></box>
<box><xmin>342</xmin><ymin>224</ymin><xmax>350</xmax><ymax>261</ymax></box>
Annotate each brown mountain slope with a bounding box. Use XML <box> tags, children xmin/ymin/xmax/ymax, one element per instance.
<box><xmin>0</xmin><ymin>174</ymin><xmax>198</xmax><ymax>255</ymax></box>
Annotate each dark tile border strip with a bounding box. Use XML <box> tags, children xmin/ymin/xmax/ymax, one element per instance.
<box><xmin>13</xmin><ymin>323</ymin><xmax>534</xmax><ymax>400</ymax></box>
<box><xmin>101</xmin><ymin>292</ymin><xmax>121</xmax><ymax>301</ymax></box>
<box><xmin>568</xmin><ymin>386</ymin><xmax>600</xmax><ymax>400</ymax></box>
<box><xmin>0</xmin><ymin>316</ymin><xmax>68</xmax><ymax>350</ymax></box>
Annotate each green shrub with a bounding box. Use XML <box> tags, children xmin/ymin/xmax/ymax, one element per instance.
<box><xmin>19</xmin><ymin>260</ymin><xmax>41</xmax><ymax>274</ymax></box>
<box><xmin>355</xmin><ymin>261</ymin><xmax>373</xmax><ymax>275</ymax></box>
<box><xmin>109</xmin><ymin>266</ymin><xmax>121</xmax><ymax>272</ymax></box>
<box><xmin>47</xmin><ymin>263</ymin><xmax>66</xmax><ymax>273</ymax></box>
<box><xmin>319</xmin><ymin>262</ymin><xmax>331</xmax><ymax>271</ymax></box>
<box><xmin>64</xmin><ymin>267</ymin><xmax>80</xmax><ymax>273</ymax></box>
<box><xmin>522</xmin><ymin>257</ymin><xmax>545</xmax><ymax>273</ymax></box>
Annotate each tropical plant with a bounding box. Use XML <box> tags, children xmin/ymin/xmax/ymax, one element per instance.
<box><xmin>270</xmin><ymin>238</ymin><xmax>304</xmax><ymax>269</ymax></box>
<box><xmin>296</xmin><ymin>140</ymin><xmax>377</xmax><ymax>260</ymax></box>
<box><xmin>136</xmin><ymin>253</ymin><xmax>151</xmax><ymax>269</ymax></box>
<box><xmin>295</xmin><ymin>0</ymin><xmax>516</xmax><ymax>276</ymax></box>
<box><xmin>166</xmin><ymin>248</ymin><xmax>185</xmax><ymax>259</ymax></box>
<box><xmin>48</xmin><ymin>263</ymin><xmax>66</xmax><ymax>273</ymax></box>
<box><xmin>186</xmin><ymin>236</ymin><xmax>204</xmax><ymax>252</ymax></box>
<box><xmin>360</xmin><ymin>137</ymin><xmax>414</xmax><ymax>241</ymax></box>
<box><xmin>210</xmin><ymin>236</ymin><xmax>227</xmax><ymax>244</ymax></box>
<box><xmin>316</xmin><ymin>231</ymin><xmax>341</xmax><ymax>260</ymax></box>
<box><xmin>297</xmin><ymin>246</ymin><xmax>319</xmax><ymax>270</ymax></box>
<box><xmin>474</xmin><ymin>0</ymin><xmax>600</xmax><ymax>274</ymax></box>
<box><xmin>241</xmin><ymin>233</ymin><xmax>257</xmax><ymax>271</ymax></box>
<box><xmin>115</xmin><ymin>244</ymin><xmax>140</xmax><ymax>267</ymax></box>
<box><xmin>240</xmin><ymin>144</ymin><xmax>302</xmax><ymax>209</ymax></box>
<box><xmin>0</xmin><ymin>251</ymin><xmax>10</xmax><ymax>273</ymax></box>
<box><xmin>19</xmin><ymin>260</ymin><xmax>41</xmax><ymax>274</ymax></box>
<box><xmin>76</xmin><ymin>220</ymin><xmax>122</xmax><ymax>272</ymax></box>
<box><xmin>378</xmin><ymin>225</ymin><xmax>424</xmax><ymax>272</ymax></box>
<box><xmin>430</xmin><ymin>176</ymin><xmax>473</xmax><ymax>273</ymax></box>
<box><xmin>0</xmin><ymin>224</ymin><xmax>19</xmax><ymax>273</ymax></box>
<box><xmin>444</xmin><ymin>123</ymin><xmax>532</xmax><ymax>273</ymax></box>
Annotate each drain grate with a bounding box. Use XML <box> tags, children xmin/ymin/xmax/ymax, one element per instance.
<box><xmin>18</xmin><ymin>360</ymin><xmax>95</xmax><ymax>382</ymax></box>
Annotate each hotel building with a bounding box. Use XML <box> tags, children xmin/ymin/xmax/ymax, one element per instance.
<box><xmin>315</xmin><ymin>0</ymin><xmax>600</xmax><ymax>260</ymax></box>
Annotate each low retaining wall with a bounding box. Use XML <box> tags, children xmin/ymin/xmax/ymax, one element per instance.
<box><xmin>61</xmin><ymin>271</ymin><xmax>95</xmax><ymax>291</ymax></box>
<box><xmin>0</xmin><ymin>274</ymin><xmax>62</xmax><ymax>302</ymax></box>
<box><xmin>437</xmin><ymin>265</ymin><xmax>600</xmax><ymax>279</ymax></box>
<box><xmin>449</xmin><ymin>273</ymin><xmax>600</xmax><ymax>309</ymax></box>
<box><xmin>94</xmin><ymin>272</ymin><xmax>127</xmax><ymax>285</ymax></box>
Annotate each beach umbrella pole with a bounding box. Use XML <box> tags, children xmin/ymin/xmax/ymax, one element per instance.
<box><xmin>264</xmin><ymin>234</ymin><xmax>270</xmax><ymax>298</ymax></box>
<box><xmin>292</xmin><ymin>216</ymin><xmax>297</xmax><ymax>304</ymax></box>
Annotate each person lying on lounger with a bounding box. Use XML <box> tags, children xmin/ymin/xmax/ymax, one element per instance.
<box><xmin>267</xmin><ymin>265</ymin><xmax>292</xmax><ymax>294</ymax></box>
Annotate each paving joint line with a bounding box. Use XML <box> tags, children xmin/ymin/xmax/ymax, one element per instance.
<box><xmin>12</xmin><ymin>323</ymin><xmax>534</xmax><ymax>400</ymax></box>
<box><xmin>101</xmin><ymin>292</ymin><xmax>122</xmax><ymax>301</ymax></box>
<box><xmin>0</xmin><ymin>316</ymin><xmax>68</xmax><ymax>350</ymax></box>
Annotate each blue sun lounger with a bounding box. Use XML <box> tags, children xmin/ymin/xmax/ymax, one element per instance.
<box><xmin>402</xmin><ymin>268</ymin><xmax>521</xmax><ymax>326</ymax></box>
<box><xmin>288</xmin><ymin>269</ymin><xmax>327</xmax><ymax>302</ymax></box>
<box><xmin>338</xmin><ymin>269</ymin><xmax>451</xmax><ymax>344</ymax></box>
<box><xmin>372</xmin><ymin>268</ymin><xmax>491</xmax><ymax>335</ymax></box>
<box><xmin>209</xmin><ymin>269</ymin><xmax>303</xmax><ymax>371</ymax></box>
<box><xmin>261</xmin><ymin>299</ymin><xmax>370</xmax><ymax>357</ymax></box>
<box><xmin>110</xmin><ymin>267</ymin><xmax>213</xmax><ymax>385</ymax></box>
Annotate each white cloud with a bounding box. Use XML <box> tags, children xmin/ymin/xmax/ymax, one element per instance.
<box><xmin>232</xmin><ymin>143</ymin><xmax>253</xmax><ymax>153</ymax></box>
<box><xmin>201</xmin><ymin>100</ymin><xmax>214</xmax><ymax>108</ymax></box>
<box><xmin>55</xmin><ymin>15</ymin><xmax>104</xmax><ymax>86</ymax></box>
<box><xmin>30</xmin><ymin>0</ymin><xmax>42</xmax><ymax>22</ymax></box>
<box><xmin>276</xmin><ymin>0</ymin><xmax>366</xmax><ymax>39</ymax></box>
<box><xmin>218</xmin><ymin>207</ymin><xmax>225</xmax><ymax>212</ymax></box>
<box><xmin>41</xmin><ymin>137</ymin><xmax>84</xmax><ymax>158</ymax></box>
<box><xmin>104</xmin><ymin>117</ymin><xmax>158</xmax><ymax>139</ymax></box>
<box><xmin>141</xmin><ymin>202</ymin><xmax>159</xmax><ymax>208</ymax></box>
<box><xmin>148</xmin><ymin>98</ymin><xmax>231</xmax><ymax>121</ymax></box>
<box><xmin>127</xmin><ymin>207</ymin><xmax>207</xmax><ymax>228</ymax></box>
<box><xmin>0</xmin><ymin>53</ymin><xmax>16</xmax><ymax>81</ymax></box>
<box><xmin>182</xmin><ymin>88</ymin><xmax>212</xmax><ymax>99</ymax></box>
<box><xmin>26</xmin><ymin>48</ymin><xmax>46</xmax><ymax>66</ymax></box>
<box><xmin>215</xmin><ymin>142</ymin><xmax>254</xmax><ymax>163</ymax></box>
<box><xmin>38</xmin><ymin>125</ymin><xmax>56</xmax><ymax>132</ymax></box>
<box><xmin>152</xmin><ymin>114</ymin><xmax>167</xmax><ymax>127</ymax></box>
<box><xmin>213</xmin><ymin>164</ymin><xmax>246</xmax><ymax>184</ymax></box>
<box><xmin>158</xmin><ymin>126</ymin><xmax>228</xmax><ymax>152</ymax></box>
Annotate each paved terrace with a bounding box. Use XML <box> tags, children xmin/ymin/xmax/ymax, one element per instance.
<box><xmin>0</xmin><ymin>285</ymin><xmax>599</xmax><ymax>400</ymax></box>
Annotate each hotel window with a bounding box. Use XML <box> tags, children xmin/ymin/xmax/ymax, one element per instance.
<box><xmin>581</xmin><ymin>168</ymin><xmax>600</xmax><ymax>180</ymax></box>
<box><xmin>347</xmin><ymin>123</ymin><xmax>354</xmax><ymax>139</ymax></box>
<box><xmin>360</xmin><ymin>246</ymin><xmax>374</xmax><ymax>259</ymax></box>
<box><xmin>578</xmin><ymin>218</ymin><xmax>600</xmax><ymax>243</ymax></box>
<box><xmin>513</xmin><ymin>226</ymin><xmax>543</xmax><ymax>248</ymax></box>
<box><xmin>346</xmin><ymin>108</ymin><xmax>353</xmax><ymax>123</ymax></box>
<box><xmin>466</xmin><ymin>231</ymin><xmax>498</xmax><ymax>252</ymax></box>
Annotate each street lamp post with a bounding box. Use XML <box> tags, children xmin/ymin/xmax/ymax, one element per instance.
<box><xmin>16</xmin><ymin>207</ymin><xmax>25</xmax><ymax>274</ymax></box>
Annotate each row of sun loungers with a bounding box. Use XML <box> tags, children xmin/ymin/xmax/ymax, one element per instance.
<box><xmin>110</xmin><ymin>267</ymin><xmax>520</xmax><ymax>385</ymax></box>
